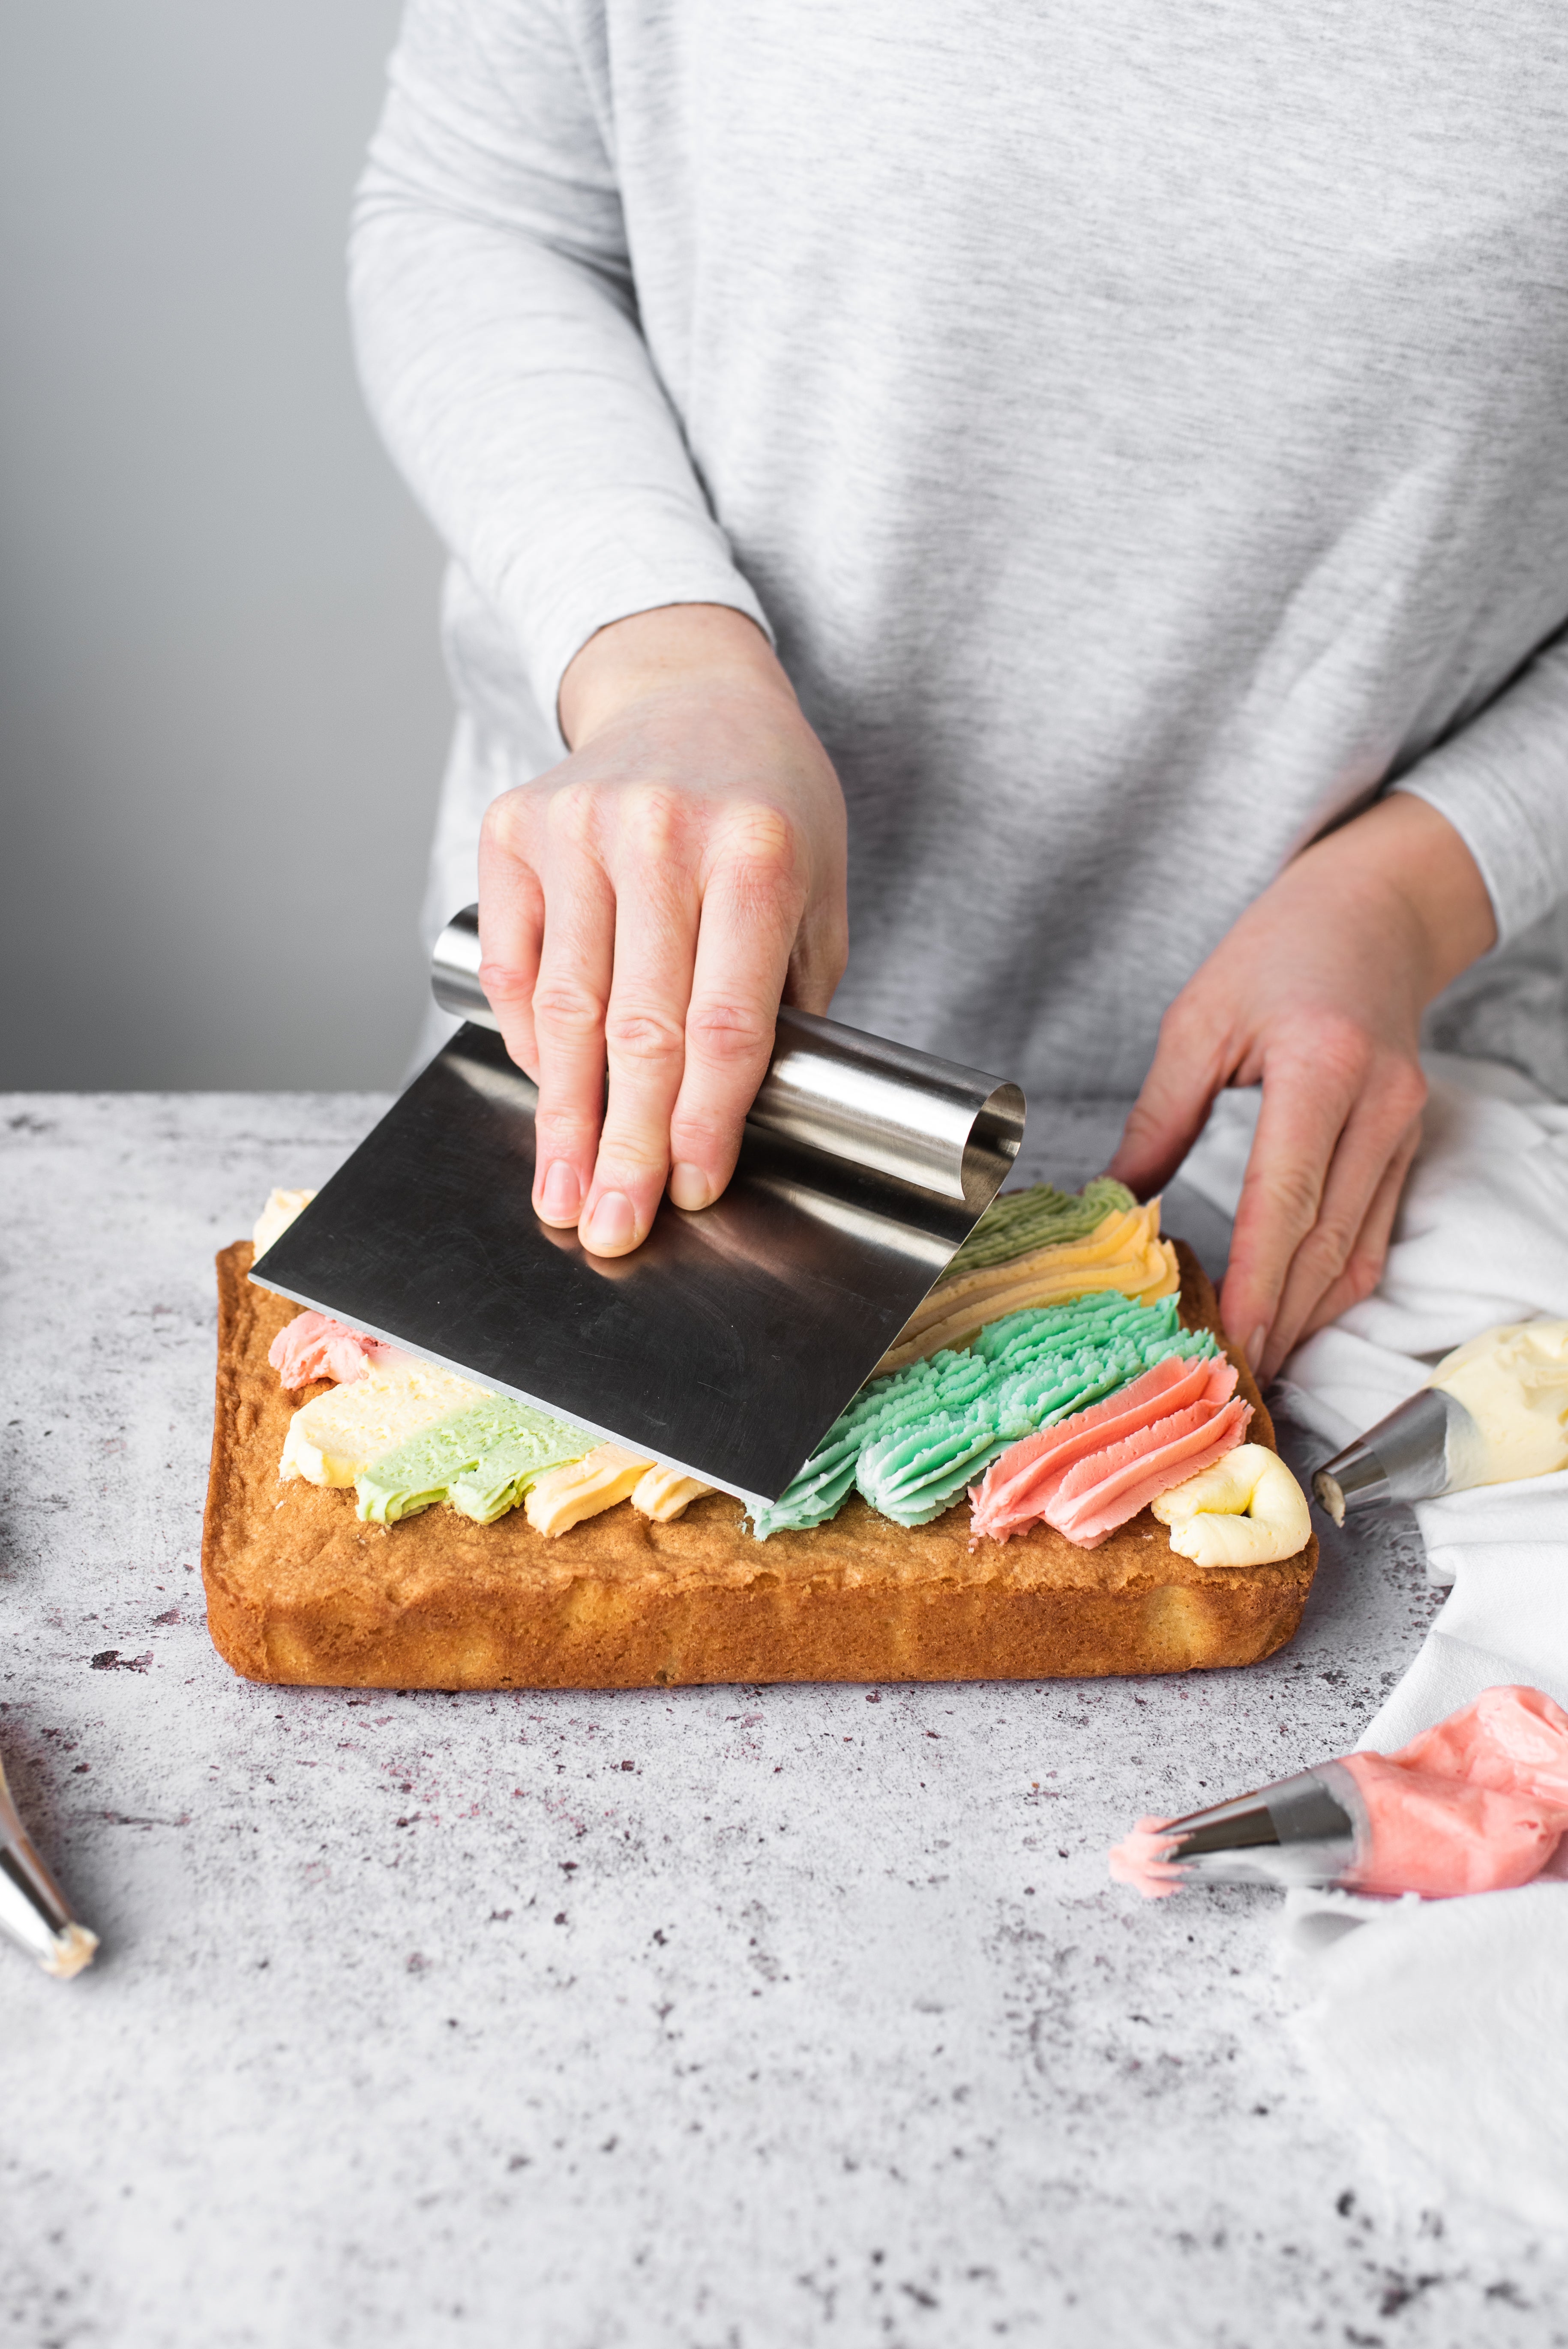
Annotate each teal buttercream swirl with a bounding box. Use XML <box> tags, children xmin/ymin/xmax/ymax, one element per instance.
<box><xmin>750</xmin><ymin>1293</ymin><xmax>1215</xmax><ymax>1537</ymax></box>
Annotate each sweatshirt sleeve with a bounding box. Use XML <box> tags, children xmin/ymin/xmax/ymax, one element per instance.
<box><xmin>348</xmin><ymin>0</ymin><xmax>771</xmax><ymax>745</ymax></box>
<box><xmin>1391</xmin><ymin>623</ymin><xmax>1568</xmax><ymax>945</ymax></box>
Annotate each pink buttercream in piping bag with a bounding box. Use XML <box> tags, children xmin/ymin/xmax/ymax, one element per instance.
<box><xmin>971</xmin><ymin>1355</ymin><xmax>1250</xmax><ymax>1547</ymax></box>
<box><xmin>1336</xmin><ymin>1753</ymin><xmax>1567</xmax><ymax>1897</ymax></box>
<box><xmin>1108</xmin><ymin>1687</ymin><xmax>1568</xmax><ymax>1902</ymax></box>
<box><xmin>1393</xmin><ymin>1683</ymin><xmax>1568</xmax><ymax>1804</ymax></box>
<box><xmin>268</xmin><ymin>1310</ymin><xmax>401</xmax><ymax>1390</ymax></box>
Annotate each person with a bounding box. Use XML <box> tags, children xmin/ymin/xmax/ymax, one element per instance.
<box><xmin>349</xmin><ymin>1</ymin><xmax>1568</xmax><ymax>1381</ymax></box>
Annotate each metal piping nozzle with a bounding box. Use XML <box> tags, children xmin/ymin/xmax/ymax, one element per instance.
<box><xmin>1312</xmin><ymin>1386</ymin><xmax>1487</xmax><ymax>1526</ymax></box>
<box><xmin>0</xmin><ymin>1756</ymin><xmax>98</xmax><ymax>1980</ymax></box>
<box><xmin>1157</xmin><ymin>1761</ymin><xmax>1364</xmax><ymax>1890</ymax></box>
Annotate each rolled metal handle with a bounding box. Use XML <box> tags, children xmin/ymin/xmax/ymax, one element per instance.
<box><xmin>431</xmin><ymin>903</ymin><xmax>498</xmax><ymax>1030</ymax></box>
<box><xmin>432</xmin><ymin>904</ymin><xmax>1025</xmax><ymax>1208</ymax></box>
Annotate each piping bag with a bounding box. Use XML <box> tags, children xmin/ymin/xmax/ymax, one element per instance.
<box><xmin>1313</xmin><ymin>1317</ymin><xmax>1568</xmax><ymax>1525</ymax></box>
<box><xmin>1109</xmin><ymin>1686</ymin><xmax>1568</xmax><ymax>1902</ymax></box>
<box><xmin>0</xmin><ymin>1751</ymin><xmax>97</xmax><ymax>1978</ymax></box>
<box><xmin>249</xmin><ymin>907</ymin><xmax>1027</xmax><ymax>1510</ymax></box>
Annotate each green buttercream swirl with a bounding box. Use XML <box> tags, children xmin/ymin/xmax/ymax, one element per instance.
<box><xmin>356</xmin><ymin>1394</ymin><xmax>593</xmax><ymax>1526</ymax></box>
<box><xmin>938</xmin><ymin>1175</ymin><xmax>1136</xmax><ymax>1282</ymax></box>
<box><xmin>751</xmin><ymin>1292</ymin><xmax>1214</xmax><ymax>1537</ymax></box>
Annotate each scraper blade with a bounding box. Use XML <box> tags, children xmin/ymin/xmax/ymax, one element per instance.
<box><xmin>252</xmin><ymin>909</ymin><xmax>1025</xmax><ymax>1510</ymax></box>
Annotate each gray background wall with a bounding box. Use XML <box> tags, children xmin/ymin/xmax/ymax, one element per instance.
<box><xmin>0</xmin><ymin>0</ymin><xmax>451</xmax><ymax>1090</ymax></box>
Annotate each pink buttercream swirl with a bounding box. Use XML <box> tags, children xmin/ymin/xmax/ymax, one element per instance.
<box><xmin>971</xmin><ymin>1353</ymin><xmax>1250</xmax><ymax>1548</ymax></box>
<box><xmin>1107</xmin><ymin>1817</ymin><xmax>1186</xmax><ymax>1899</ymax></box>
<box><xmin>268</xmin><ymin>1310</ymin><xmax>399</xmax><ymax>1390</ymax></box>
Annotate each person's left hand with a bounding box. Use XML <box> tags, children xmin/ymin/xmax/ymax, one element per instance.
<box><xmin>1107</xmin><ymin>793</ymin><xmax>1497</xmax><ymax>1382</ymax></box>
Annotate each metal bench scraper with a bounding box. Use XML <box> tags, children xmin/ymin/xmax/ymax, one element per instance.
<box><xmin>252</xmin><ymin>907</ymin><xmax>1026</xmax><ymax>1510</ymax></box>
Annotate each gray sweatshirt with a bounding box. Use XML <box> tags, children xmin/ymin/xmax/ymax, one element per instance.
<box><xmin>351</xmin><ymin>0</ymin><xmax>1568</xmax><ymax>1101</ymax></box>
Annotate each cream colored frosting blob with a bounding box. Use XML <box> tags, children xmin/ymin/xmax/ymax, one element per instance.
<box><xmin>1151</xmin><ymin>1442</ymin><xmax>1311</xmax><ymax>1566</ymax></box>
<box><xmin>631</xmin><ymin>1464</ymin><xmax>714</xmax><ymax>1522</ymax></box>
<box><xmin>525</xmin><ymin>1445</ymin><xmax>656</xmax><ymax>1536</ymax></box>
<box><xmin>1427</xmin><ymin>1318</ymin><xmax>1568</xmax><ymax>1486</ymax></box>
<box><xmin>253</xmin><ymin>1186</ymin><xmax>315</xmax><ymax>1259</ymax></box>
<box><xmin>280</xmin><ymin>1359</ymin><xmax>485</xmax><ymax>1487</ymax></box>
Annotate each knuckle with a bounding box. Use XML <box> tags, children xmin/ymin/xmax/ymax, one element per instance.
<box><xmin>603</xmin><ymin>1003</ymin><xmax>686</xmax><ymax>1066</ymax></box>
<box><xmin>620</xmin><ymin>786</ymin><xmax>690</xmax><ymax>867</ymax></box>
<box><xmin>668</xmin><ymin>1105</ymin><xmax>731</xmax><ymax>1160</ymax></box>
<box><xmin>482</xmin><ymin>782</ymin><xmax>543</xmax><ymax>860</ymax></box>
<box><xmin>1340</xmin><ymin>1246</ymin><xmax>1385</xmax><ymax>1305</ymax></box>
<box><xmin>1143</xmin><ymin>992</ymin><xmax>1229</xmax><ymax>1102</ymax></box>
<box><xmin>533</xmin><ymin>1106</ymin><xmax>599</xmax><ymax>1155</ymax></box>
<box><xmin>531</xmin><ymin>979</ymin><xmax>604</xmax><ymax>1038</ymax></box>
<box><xmin>1157</xmin><ymin>986</ymin><xmax>1228</xmax><ymax>1069</ymax></box>
<box><xmin>479</xmin><ymin>792</ymin><xmax>517</xmax><ymax>855</ymax></box>
<box><xmin>1382</xmin><ymin>1061</ymin><xmax>1428</xmax><ymax>1125</ymax></box>
<box><xmin>1250</xmin><ymin>1161</ymin><xmax>1322</xmax><ymax>1238</ymax></box>
<box><xmin>1157</xmin><ymin>991</ymin><xmax>1205</xmax><ymax>1052</ymax></box>
<box><xmin>717</xmin><ymin>804</ymin><xmax>803</xmax><ymax>890</ymax></box>
<box><xmin>476</xmin><ymin>958</ymin><xmax>534</xmax><ymax>1010</ymax></box>
<box><xmin>546</xmin><ymin>779</ymin><xmax>600</xmax><ymax>854</ymax></box>
<box><xmin>1299</xmin><ymin>1012</ymin><xmax>1375</xmax><ymax>1090</ymax></box>
<box><xmin>1294</xmin><ymin>1212</ymin><xmax>1358</xmax><ymax>1285</ymax></box>
<box><xmin>591</xmin><ymin>1145</ymin><xmax>668</xmax><ymax>1188</ymax></box>
<box><xmin>686</xmin><ymin>1000</ymin><xmax>776</xmax><ymax>1068</ymax></box>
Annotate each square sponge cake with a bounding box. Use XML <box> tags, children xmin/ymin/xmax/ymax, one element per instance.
<box><xmin>201</xmin><ymin>1240</ymin><xmax>1316</xmax><ymax>1689</ymax></box>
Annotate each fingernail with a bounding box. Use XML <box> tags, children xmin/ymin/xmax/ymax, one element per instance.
<box><xmin>669</xmin><ymin>1162</ymin><xmax>712</xmax><ymax>1212</ymax></box>
<box><xmin>582</xmin><ymin>1190</ymin><xmax>636</xmax><ymax>1253</ymax></box>
<box><xmin>1246</xmin><ymin>1324</ymin><xmax>1270</xmax><ymax>1372</ymax></box>
<box><xmin>538</xmin><ymin>1161</ymin><xmax>581</xmax><ymax>1223</ymax></box>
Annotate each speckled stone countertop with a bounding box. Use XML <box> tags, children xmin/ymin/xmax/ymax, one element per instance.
<box><xmin>2</xmin><ymin>1093</ymin><xmax>1564</xmax><ymax>2348</ymax></box>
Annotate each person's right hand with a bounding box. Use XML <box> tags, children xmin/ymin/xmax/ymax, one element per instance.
<box><xmin>477</xmin><ymin>603</ymin><xmax>848</xmax><ymax>1257</ymax></box>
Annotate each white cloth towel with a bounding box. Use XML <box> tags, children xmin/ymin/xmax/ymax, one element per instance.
<box><xmin>1180</xmin><ymin>1055</ymin><xmax>1568</xmax><ymax>2229</ymax></box>
<box><xmin>1279</xmin><ymin>1884</ymin><xmax>1568</xmax><ymax>2229</ymax></box>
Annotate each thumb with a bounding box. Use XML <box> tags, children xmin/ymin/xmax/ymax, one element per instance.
<box><xmin>1107</xmin><ymin>1005</ymin><xmax>1228</xmax><ymax>1201</ymax></box>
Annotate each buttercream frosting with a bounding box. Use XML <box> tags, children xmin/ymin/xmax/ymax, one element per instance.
<box><xmin>1427</xmin><ymin>1318</ymin><xmax>1568</xmax><ymax>1486</ymax></box>
<box><xmin>971</xmin><ymin>1355</ymin><xmax>1248</xmax><ymax>1548</ymax></box>
<box><xmin>1338</xmin><ymin>1749</ymin><xmax>1568</xmax><ymax>1898</ymax></box>
<box><xmin>269</xmin><ymin>1310</ymin><xmax>399</xmax><ymax>1390</ymax></box>
<box><xmin>525</xmin><ymin>1445</ymin><xmax>656</xmax><ymax>1536</ymax></box>
<box><xmin>280</xmin><ymin>1359</ymin><xmax>486</xmax><ymax>1488</ymax></box>
<box><xmin>752</xmin><ymin>1292</ymin><xmax>1215</xmax><ymax>1538</ymax></box>
<box><xmin>1152</xmin><ymin>1443</ymin><xmax>1311</xmax><ymax>1567</ymax></box>
<box><xmin>252</xmin><ymin>1187</ymin><xmax>314</xmax><ymax>1261</ymax></box>
<box><xmin>356</xmin><ymin>1393</ymin><xmax>593</xmax><ymax>1525</ymax></box>
<box><xmin>876</xmin><ymin>1198</ymin><xmax>1179</xmax><ymax>1374</ymax></box>
<box><xmin>1107</xmin><ymin>1819</ymin><xmax>1188</xmax><ymax>1900</ymax></box>
<box><xmin>630</xmin><ymin>1464</ymin><xmax>715</xmax><ymax>1521</ymax></box>
<box><xmin>940</xmin><ymin>1177</ymin><xmax>1136</xmax><ymax>1278</ymax></box>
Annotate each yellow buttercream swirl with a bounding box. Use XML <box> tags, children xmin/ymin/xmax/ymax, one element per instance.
<box><xmin>875</xmin><ymin>1198</ymin><xmax>1178</xmax><ymax>1374</ymax></box>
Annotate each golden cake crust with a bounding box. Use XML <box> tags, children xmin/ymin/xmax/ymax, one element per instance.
<box><xmin>201</xmin><ymin>1241</ymin><xmax>1316</xmax><ymax>1688</ymax></box>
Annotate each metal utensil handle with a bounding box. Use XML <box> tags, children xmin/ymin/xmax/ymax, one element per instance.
<box><xmin>432</xmin><ymin>905</ymin><xmax>1025</xmax><ymax>1209</ymax></box>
